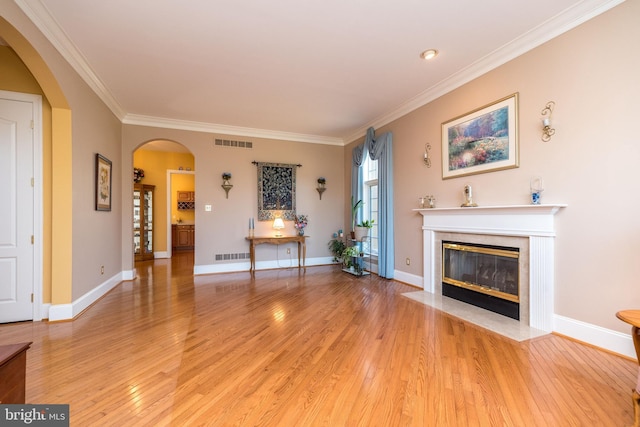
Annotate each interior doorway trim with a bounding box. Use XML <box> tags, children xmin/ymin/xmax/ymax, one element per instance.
<box><xmin>166</xmin><ymin>169</ymin><xmax>195</xmax><ymax>258</ymax></box>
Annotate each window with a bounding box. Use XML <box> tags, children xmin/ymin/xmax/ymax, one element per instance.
<box><xmin>362</xmin><ymin>155</ymin><xmax>378</xmax><ymax>255</ymax></box>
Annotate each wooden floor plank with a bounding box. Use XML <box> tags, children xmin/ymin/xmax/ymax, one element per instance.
<box><xmin>0</xmin><ymin>251</ymin><xmax>636</xmax><ymax>426</ymax></box>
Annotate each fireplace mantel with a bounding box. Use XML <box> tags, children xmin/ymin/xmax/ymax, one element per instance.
<box><xmin>413</xmin><ymin>204</ymin><xmax>567</xmax><ymax>237</ymax></box>
<box><xmin>414</xmin><ymin>204</ymin><xmax>567</xmax><ymax>332</ymax></box>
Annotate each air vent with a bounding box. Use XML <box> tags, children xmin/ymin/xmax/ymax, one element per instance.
<box><xmin>214</xmin><ymin>139</ymin><xmax>253</xmax><ymax>149</ymax></box>
<box><xmin>215</xmin><ymin>252</ymin><xmax>251</xmax><ymax>261</ymax></box>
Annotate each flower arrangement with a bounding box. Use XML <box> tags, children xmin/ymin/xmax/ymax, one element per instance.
<box><xmin>222</xmin><ymin>172</ymin><xmax>232</xmax><ymax>180</ymax></box>
<box><xmin>133</xmin><ymin>168</ymin><xmax>144</xmax><ymax>183</ymax></box>
<box><xmin>294</xmin><ymin>214</ymin><xmax>308</xmax><ymax>236</ymax></box>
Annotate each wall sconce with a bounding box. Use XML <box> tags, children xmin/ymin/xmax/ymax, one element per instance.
<box><xmin>423</xmin><ymin>143</ymin><xmax>432</xmax><ymax>167</ymax></box>
<box><xmin>221</xmin><ymin>172</ymin><xmax>233</xmax><ymax>198</ymax></box>
<box><xmin>316</xmin><ymin>177</ymin><xmax>326</xmax><ymax>200</ymax></box>
<box><xmin>541</xmin><ymin>101</ymin><xmax>556</xmax><ymax>142</ymax></box>
<box><xmin>273</xmin><ymin>217</ymin><xmax>285</xmax><ymax>237</ymax></box>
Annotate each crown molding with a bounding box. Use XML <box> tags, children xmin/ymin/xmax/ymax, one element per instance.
<box><xmin>343</xmin><ymin>0</ymin><xmax>625</xmax><ymax>144</ymax></box>
<box><xmin>17</xmin><ymin>0</ymin><xmax>624</xmax><ymax>146</ymax></box>
<box><xmin>15</xmin><ymin>0</ymin><xmax>127</xmax><ymax>120</ymax></box>
<box><xmin>122</xmin><ymin>114</ymin><xmax>345</xmax><ymax>146</ymax></box>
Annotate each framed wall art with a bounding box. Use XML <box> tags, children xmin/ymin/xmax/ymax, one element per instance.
<box><xmin>95</xmin><ymin>153</ymin><xmax>112</xmax><ymax>211</ymax></box>
<box><xmin>442</xmin><ymin>93</ymin><xmax>519</xmax><ymax>179</ymax></box>
<box><xmin>254</xmin><ymin>161</ymin><xmax>298</xmax><ymax>220</ymax></box>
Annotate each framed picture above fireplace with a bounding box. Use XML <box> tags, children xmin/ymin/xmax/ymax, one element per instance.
<box><xmin>441</xmin><ymin>93</ymin><xmax>519</xmax><ymax>179</ymax></box>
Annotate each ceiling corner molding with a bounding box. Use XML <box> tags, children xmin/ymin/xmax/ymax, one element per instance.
<box><xmin>122</xmin><ymin>114</ymin><xmax>345</xmax><ymax>146</ymax></box>
<box><xmin>342</xmin><ymin>0</ymin><xmax>625</xmax><ymax>144</ymax></box>
<box><xmin>15</xmin><ymin>0</ymin><xmax>126</xmax><ymax>120</ymax></box>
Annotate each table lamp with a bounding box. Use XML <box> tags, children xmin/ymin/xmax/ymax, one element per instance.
<box><xmin>273</xmin><ymin>217</ymin><xmax>285</xmax><ymax>237</ymax></box>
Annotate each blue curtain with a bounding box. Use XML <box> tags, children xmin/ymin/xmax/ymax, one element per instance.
<box><xmin>352</xmin><ymin>127</ymin><xmax>394</xmax><ymax>279</ymax></box>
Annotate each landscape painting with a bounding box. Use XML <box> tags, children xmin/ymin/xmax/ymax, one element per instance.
<box><xmin>442</xmin><ymin>93</ymin><xmax>519</xmax><ymax>179</ymax></box>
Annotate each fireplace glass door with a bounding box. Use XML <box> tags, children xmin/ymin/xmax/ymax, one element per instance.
<box><xmin>443</xmin><ymin>242</ymin><xmax>519</xmax><ymax>303</ymax></box>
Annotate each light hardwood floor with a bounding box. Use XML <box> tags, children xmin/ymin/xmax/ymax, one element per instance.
<box><xmin>0</xmin><ymin>251</ymin><xmax>636</xmax><ymax>426</ymax></box>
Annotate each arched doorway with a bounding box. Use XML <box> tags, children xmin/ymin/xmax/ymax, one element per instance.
<box><xmin>133</xmin><ymin>140</ymin><xmax>194</xmax><ymax>262</ymax></box>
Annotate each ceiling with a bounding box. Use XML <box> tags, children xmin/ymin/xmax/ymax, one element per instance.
<box><xmin>16</xmin><ymin>0</ymin><xmax>622</xmax><ymax>144</ymax></box>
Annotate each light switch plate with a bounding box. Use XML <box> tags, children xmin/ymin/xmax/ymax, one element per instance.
<box><xmin>205</xmin><ymin>204</ymin><xmax>212</xmax><ymax>212</ymax></box>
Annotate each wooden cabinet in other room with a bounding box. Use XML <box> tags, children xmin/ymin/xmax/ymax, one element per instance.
<box><xmin>134</xmin><ymin>184</ymin><xmax>155</xmax><ymax>261</ymax></box>
<box><xmin>177</xmin><ymin>191</ymin><xmax>195</xmax><ymax>210</ymax></box>
<box><xmin>172</xmin><ymin>224</ymin><xmax>194</xmax><ymax>250</ymax></box>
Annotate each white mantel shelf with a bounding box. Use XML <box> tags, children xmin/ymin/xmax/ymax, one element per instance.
<box><xmin>413</xmin><ymin>204</ymin><xmax>567</xmax><ymax>215</ymax></box>
<box><xmin>413</xmin><ymin>204</ymin><xmax>567</xmax><ymax>237</ymax></box>
<box><xmin>415</xmin><ymin>203</ymin><xmax>567</xmax><ymax>332</ymax></box>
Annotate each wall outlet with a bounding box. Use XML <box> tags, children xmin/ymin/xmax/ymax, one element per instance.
<box><xmin>286</xmin><ymin>248</ymin><xmax>291</xmax><ymax>254</ymax></box>
<box><xmin>100</xmin><ymin>265</ymin><xmax>104</xmax><ymax>275</ymax></box>
<box><xmin>406</xmin><ymin>257</ymin><xmax>411</xmax><ymax>266</ymax></box>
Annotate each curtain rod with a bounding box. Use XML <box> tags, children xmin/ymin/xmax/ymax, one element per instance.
<box><xmin>252</xmin><ymin>161</ymin><xmax>302</xmax><ymax>167</ymax></box>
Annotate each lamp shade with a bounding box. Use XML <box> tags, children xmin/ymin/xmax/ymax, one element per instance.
<box><xmin>273</xmin><ymin>217</ymin><xmax>285</xmax><ymax>236</ymax></box>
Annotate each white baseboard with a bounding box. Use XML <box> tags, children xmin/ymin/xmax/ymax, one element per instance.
<box><xmin>553</xmin><ymin>314</ymin><xmax>635</xmax><ymax>359</ymax></box>
<box><xmin>48</xmin><ymin>272</ymin><xmax>123</xmax><ymax>321</ymax></box>
<box><xmin>394</xmin><ymin>270</ymin><xmax>423</xmax><ymax>288</ymax></box>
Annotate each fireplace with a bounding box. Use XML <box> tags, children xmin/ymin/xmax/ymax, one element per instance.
<box><xmin>415</xmin><ymin>204</ymin><xmax>566</xmax><ymax>332</ymax></box>
<box><xmin>442</xmin><ymin>241</ymin><xmax>520</xmax><ymax>320</ymax></box>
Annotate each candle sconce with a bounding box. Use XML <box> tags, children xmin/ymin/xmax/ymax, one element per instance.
<box><xmin>423</xmin><ymin>143</ymin><xmax>432</xmax><ymax>167</ymax></box>
<box><xmin>221</xmin><ymin>172</ymin><xmax>233</xmax><ymax>199</ymax></box>
<box><xmin>541</xmin><ymin>101</ymin><xmax>556</xmax><ymax>142</ymax></box>
<box><xmin>316</xmin><ymin>177</ymin><xmax>326</xmax><ymax>200</ymax></box>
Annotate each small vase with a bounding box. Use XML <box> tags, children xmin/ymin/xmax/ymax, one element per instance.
<box><xmin>297</xmin><ymin>229</ymin><xmax>305</xmax><ymax>236</ymax></box>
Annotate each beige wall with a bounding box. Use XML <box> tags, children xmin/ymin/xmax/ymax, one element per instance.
<box><xmin>347</xmin><ymin>0</ymin><xmax>640</xmax><ymax>333</ymax></box>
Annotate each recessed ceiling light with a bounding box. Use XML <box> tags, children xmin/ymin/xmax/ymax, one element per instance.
<box><xmin>420</xmin><ymin>49</ymin><xmax>439</xmax><ymax>60</ymax></box>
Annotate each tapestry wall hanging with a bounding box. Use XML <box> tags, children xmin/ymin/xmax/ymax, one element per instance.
<box><xmin>254</xmin><ymin>161</ymin><xmax>299</xmax><ymax>220</ymax></box>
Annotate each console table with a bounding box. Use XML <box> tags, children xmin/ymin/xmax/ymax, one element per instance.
<box><xmin>616</xmin><ymin>310</ymin><xmax>640</xmax><ymax>426</ymax></box>
<box><xmin>246</xmin><ymin>235</ymin><xmax>307</xmax><ymax>274</ymax></box>
<box><xmin>0</xmin><ymin>342</ymin><xmax>31</xmax><ymax>404</ymax></box>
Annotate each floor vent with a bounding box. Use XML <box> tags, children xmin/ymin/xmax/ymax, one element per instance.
<box><xmin>214</xmin><ymin>138</ymin><xmax>253</xmax><ymax>149</ymax></box>
<box><xmin>215</xmin><ymin>252</ymin><xmax>251</xmax><ymax>261</ymax></box>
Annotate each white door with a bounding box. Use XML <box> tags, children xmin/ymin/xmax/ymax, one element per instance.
<box><xmin>0</xmin><ymin>96</ymin><xmax>35</xmax><ymax>322</ymax></box>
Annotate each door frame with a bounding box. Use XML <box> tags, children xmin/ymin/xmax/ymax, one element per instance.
<box><xmin>0</xmin><ymin>90</ymin><xmax>43</xmax><ymax>321</ymax></box>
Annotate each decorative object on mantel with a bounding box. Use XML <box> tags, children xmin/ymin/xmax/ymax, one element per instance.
<box><xmin>442</xmin><ymin>93</ymin><xmax>519</xmax><ymax>179</ymax></box>
<box><xmin>541</xmin><ymin>101</ymin><xmax>556</xmax><ymax>142</ymax></box>
<box><xmin>423</xmin><ymin>143</ymin><xmax>432</xmax><ymax>167</ymax></box>
<box><xmin>316</xmin><ymin>177</ymin><xmax>326</xmax><ymax>200</ymax></box>
<box><xmin>133</xmin><ymin>167</ymin><xmax>144</xmax><ymax>183</ymax></box>
<box><xmin>294</xmin><ymin>214</ymin><xmax>308</xmax><ymax>236</ymax></box>
<box><xmin>221</xmin><ymin>172</ymin><xmax>233</xmax><ymax>198</ymax></box>
<box><xmin>530</xmin><ymin>176</ymin><xmax>544</xmax><ymax>205</ymax></box>
<box><xmin>461</xmin><ymin>184</ymin><xmax>478</xmax><ymax>207</ymax></box>
<box><xmin>419</xmin><ymin>195</ymin><xmax>436</xmax><ymax>208</ymax></box>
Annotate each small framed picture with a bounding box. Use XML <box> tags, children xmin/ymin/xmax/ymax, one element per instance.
<box><xmin>442</xmin><ymin>93</ymin><xmax>519</xmax><ymax>179</ymax></box>
<box><xmin>95</xmin><ymin>153</ymin><xmax>112</xmax><ymax>211</ymax></box>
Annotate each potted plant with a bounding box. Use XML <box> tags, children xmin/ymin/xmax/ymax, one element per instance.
<box><xmin>354</xmin><ymin>219</ymin><xmax>374</xmax><ymax>241</ymax></box>
<box><xmin>342</xmin><ymin>246</ymin><xmax>363</xmax><ymax>271</ymax></box>
<box><xmin>350</xmin><ymin>196</ymin><xmax>363</xmax><ymax>239</ymax></box>
<box><xmin>328</xmin><ymin>238</ymin><xmax>346</xmax><ymax>263</ymax></box>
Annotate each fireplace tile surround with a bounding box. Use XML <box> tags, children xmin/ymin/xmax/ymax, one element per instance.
<box><xmin>414</xmin><ymin>204</ymin><xmax>566</xmax><ymax>333</ymax></box>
